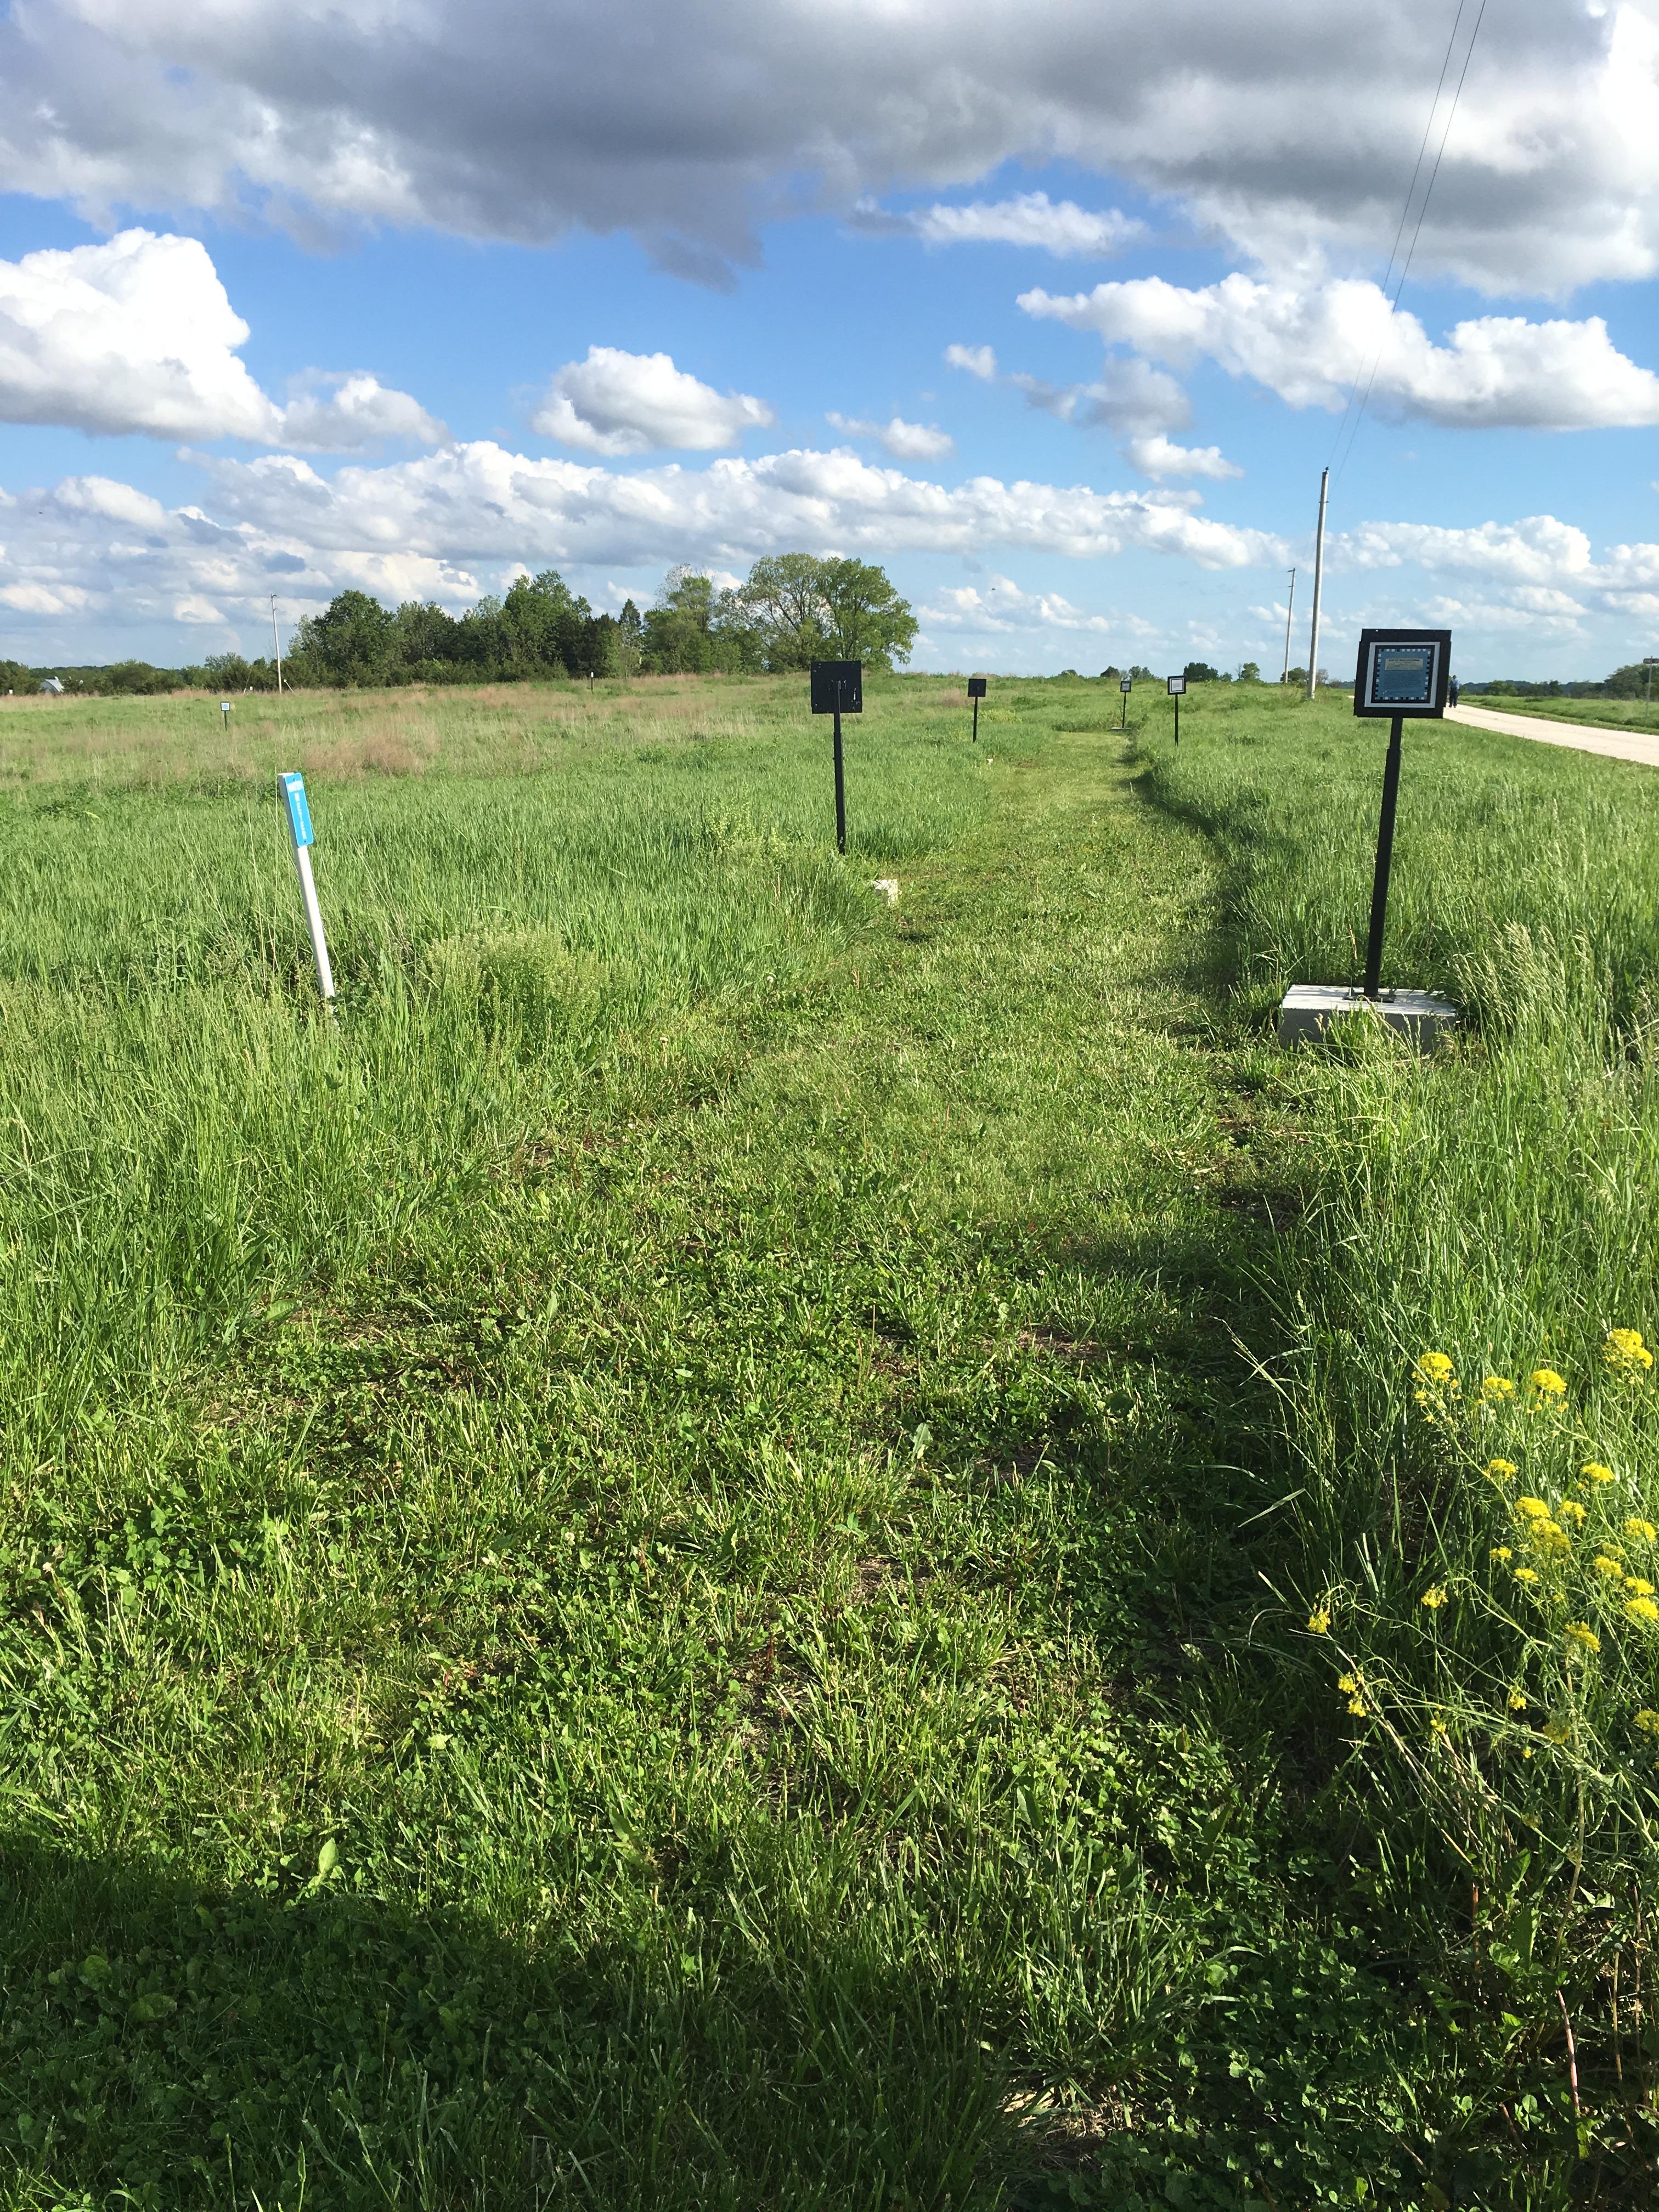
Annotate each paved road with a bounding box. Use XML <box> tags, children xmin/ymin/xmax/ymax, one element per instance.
<box><xmin>1447</xmin><ymin>702</ymin><xmax>1659</xmax><ymax>769</ymax></box>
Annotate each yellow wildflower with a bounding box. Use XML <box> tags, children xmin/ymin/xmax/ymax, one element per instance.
<box><xmin>1429</xmin><ymin>1711</ymin><xmax>1451</xmax><ymax>1742</ymax></box>
<box><xmin>1529</xmin><ymin>1368</ymin><xmax>1567</xmax><ymax>1397</ymax></box>
<box><xmin>1626</xmin><ymin>1519</ymin><xmax>1657</xmax><ymax>1545</ymax></box>
<box><xmin>1626</xmin><ymin>1597</ymin><xmax>1659</xmax><ymax>1626</ymax></box>
<box><xmin>1508</xmin><ymin>1689</ymin><xmax>1528</xmax><ymax>1712</ymax></box>
<box><xmin>1558</xmin><ymin>1498</ymin><xmax>1588</xmax><ymax>1526</ymax></box>
<box><xmin>1485</xmin><ymin>1457</ymin><xmax>1519</xmax><ymax>1481</ymax></box>
<box><xmin>1417</xmin><ymin>1352</ymin><xmax>1455</xmax><ymax>1384</ymax></box>
<box><xmin>1531</xmin><ymin>1521</ymin><xmax>1572</xmax><ymax>1557</ymax></box>
<box><xmin>1491</xmin><ymin>1546</ymin><xmax>1513</xmax><ymax>1562</ymax></box>
<box><xmin>1513</xmin><ymin>1566</ymin><xmax>1539</xmax><ymax>1584</ymax></box>
<box><xmin>1336</xmin><ymin>1673</ymin><xmax>1358</xmax><ymax>1693</ymax></box>
<box><xmin>1604</xmin><ymin>1328</ymin><xmax>1655</xmax><ymax>1374</ymax></box>
<box><xmin>1307</xmin><ymin>1606</ymin><xmax>1331</xmax><ymax>1635</ymax></box>
<box><xmin>1634</xmin><ymin>1709</ymin><xmax>1659</xmax><ymax>1736</ymax></box>
<box><xmin>1564</xmin><ymin>1621</ymin><xmax>1602</xmax><ymax>1654</ymax></box>
<box><xmin>1515</xmin><ymin>1496</ymin><xmax>1551</xmax><ymax>1520</ymax></box>
<box><xmin>1581</xmin><ymin>1463</ymin><xmax>1616</xmax><ymax>1485</ymax></box>
<box><xmin>1420</xmin><ymin>1585</ymin><xmax>1448</xmax><ymax>1610</ymax></box>
<box><xmin>1480</xmin><ymin>1376</ymin><xmax>1516</xmax><ymax>1403</ymax></box>
<box><xmin>1542</xmin><ymin>1715</ymin><xmax>1572</xmax><ymax>1745</ymax></box>
<box><xmin>1347</xmin><ymin>1696</ymin><xmax>1369</xmax><ymax>1717</ymax></box>
<box><xmin>1626</xmin><ymin>1577</ymin><xmax>1656</xmax><ymax>1599</ymax></box>
<box><xmin>1595</xmin><ymin>1555</ymin><xmax>1625</xmax><ymax>1579</ymax></box>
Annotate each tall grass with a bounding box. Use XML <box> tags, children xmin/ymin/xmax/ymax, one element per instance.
<box><xmin>1143</xmin><ymin>684</ymin><xmax>1659</xmax><ymax>2162</ymax></box>
<box><xmin>0</xmin><ymin>676</ymin><xmax>997</xmax><ymax>1440</ymax></box>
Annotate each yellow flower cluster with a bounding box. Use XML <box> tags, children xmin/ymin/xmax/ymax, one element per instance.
<box><xmin>1564</xmin><ymin>1621</ymin><xmax>1602</xmax><ymax>1655</ymax></box>
<box><xmin>1581</xmin><ymin>1462</ymin><xmax>1616</xmax><ymax>1485</ymax></box>
<box><xmin>1420</xmin><ymin>1585</ymin><xmax>1448</xmax><ymax>1610</ymax></box>
<box><xmin>1604</xmin><ymin>1327</ymin><xmax>1655</xmax><ymax>1377</ymax></box>
<box><xmin>1306</xmin><ymin>1605</ymin><xmax>1331</xmax><ymax>1635</ymax></box>
<box><xmin>1337</xmin><ymin>1671</ymin><xmax>1368</xmax><ymax>1717</ymax></box>
<box><xmin>1485</xmin><ymin>1457</ymin><xmax>1518</xmax><ymax>1482</ymax></box>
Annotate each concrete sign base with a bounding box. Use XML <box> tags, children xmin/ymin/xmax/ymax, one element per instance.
<box><xmin>1277</xmin><ymin>984</ymin><xmax>1458</xmax><ymax>1052</ymax></box>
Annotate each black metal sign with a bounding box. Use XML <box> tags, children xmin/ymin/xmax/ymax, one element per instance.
<box><xmin>967</xmin><ymin>673</ymin><xmax>987</xmax><ymax>742</ymax></box>
<box><xmin>810</xmin><ymin>659</ymin><xmax>862</xmax><ymax>853</ymax></box>
<box><xmin>1352</xmin><ymin>627</ymin><xmax>1452</xmax><ymax>998</ymax></box>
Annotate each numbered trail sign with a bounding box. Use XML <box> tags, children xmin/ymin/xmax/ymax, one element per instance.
<box><xmin>1119</xmin><ymin>674</ymin><xmax>1132</xmax><ymax>731</ymax></box>
<box><xmin>1277</xmin><ymin>627</ymin><xmax>1458</xmax><ymax>1050</ymax></box>
<box><xmin>1166</xmin><ymin>673</ymin><xmax>1186</xmax><ymax>748</ymax></box>
<box><xmin>967</xmin><ymin>674</ymin><xmax>987</xmax><ymax>744</ymax></box>
<box><xmin>810</xmin><ymin>661</ymin><xmax>862</xmax><ymax>854</ymax></box>
<box><xmin>277</xmin><ymin>770</ymin><xmax>336</xmax><ymax>1005</ymax></box>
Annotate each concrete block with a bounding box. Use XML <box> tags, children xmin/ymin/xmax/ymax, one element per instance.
<box><xmin>1277</xmin><ymin>983</ymin><xmax>1459</xmax><ymax>1052</ymax></box>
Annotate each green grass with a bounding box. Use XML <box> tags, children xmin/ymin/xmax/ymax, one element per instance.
<box><xmin>3</xmin><ymin>673</ymin><xmax>1659</xmax><ymax>2207</ymax></box>
<box><xmin>1460</xmin><ymin>691</ymin><xmax>1659</xmax><ymax>734</ymax></box>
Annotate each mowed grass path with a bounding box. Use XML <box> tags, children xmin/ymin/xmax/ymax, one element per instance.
<box><xmin>0</xmin><ymin>688</ymin><xmax>1333</xmax><ymax>2210</ymax></box>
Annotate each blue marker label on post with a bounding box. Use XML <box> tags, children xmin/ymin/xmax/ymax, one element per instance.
<box><xmin>280</xmin><ymin>771</ymin><xmax>314</xmax><ymax>848</ymax></box>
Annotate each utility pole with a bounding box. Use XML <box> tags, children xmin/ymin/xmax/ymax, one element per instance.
<box><xmin>272</xmin><ymin>596</ymin><xmax>284</xmax><ymax>695</ymax></box>
<box><xmin>1281</xmin><ymin>567</ymin><xmax>1297</xmax><ymax>683</ymax></box>
<box><xmin>1306</xmin><ymin>468</ymin><xmax>1329</xmax><ymax>701</ymax></box>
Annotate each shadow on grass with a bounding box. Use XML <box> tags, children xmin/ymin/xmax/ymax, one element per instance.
<box><xmin>0</xmin><ymin>1832</ymin><xmax>1005</xmax><ymax>2212</ymax></box>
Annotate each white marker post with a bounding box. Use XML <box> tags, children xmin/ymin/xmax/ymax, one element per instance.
<box><xmin>278</xmin><ymin>771</ymin><xmax>336</xmax><ymax>1006</ymax></box>
<box><xmin>221</xmin><ymin>699</ymin><xmax>232</xmax><ymax>732</ymax></box>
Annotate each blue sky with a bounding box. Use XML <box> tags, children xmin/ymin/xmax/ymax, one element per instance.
<box><xmin>2</xmin><ymin>0</ymin><xmax>1658</xmax><ymax>679</ymax></box>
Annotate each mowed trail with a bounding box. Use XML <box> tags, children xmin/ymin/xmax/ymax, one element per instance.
<box><xmin>1448</xmin><ymin>700</ymin><xmax>1659</xmax><ymax>768</ymax></box>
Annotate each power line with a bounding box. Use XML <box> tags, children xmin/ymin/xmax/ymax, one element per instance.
<box><xmin>1323</xmin><ymin>0</ymin><xmax>1471</xmax><ymax>474</ymax></box>
<box><xmin>1330</xmin><ymin>0</ymin><xmax>1491</xmax><ymax>489</ymax></box>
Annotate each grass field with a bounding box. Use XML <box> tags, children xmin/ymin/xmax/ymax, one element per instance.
<box><xmin>3</xmin><ymin>672</ymin><xmax>1659</xmax><ymax>2208</ymax></box>
<box><xmin>1461</xmin><ymin>692</ymin><xmax>1659</xmax><ymax>735</ymax></box>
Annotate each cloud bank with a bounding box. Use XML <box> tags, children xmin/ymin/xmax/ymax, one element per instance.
<box><xmin>2</xmin><ymin>0</ymin><xmax>1656</xmax><ymax>293</ymax></box>
<box><xmin>0</xmin><ymin>229</ymin><xmax>444</xmax><ymax>448</ymax></box>
<box><xmin>1021</xmin><ymin>273</ymin><xmax>1659</xmax><ymax>432</ymax></box>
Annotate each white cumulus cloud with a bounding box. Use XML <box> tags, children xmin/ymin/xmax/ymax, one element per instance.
<box><xmin>826</xmin><ymin>412</ymin><xmax>955</xmax><ymax>461</ymax></box>
<box><xmin>1021</xmin><ymin>273</ymin><xmax>1659</xmax><ymax>432</ymax></box>
<box><xmin>945</xmin><ymin>344</ymin><xmax>998</xmax><ymax>381</ymax></box>
<box><xmin>530</xmin><ymin>347</ymin><xmax>774</xmax><ymax>454</ymax></box>
<box><xmin>1126</xmin><ymin>435</ymin><xmax>1242</xmax><ymax>481</ymax></box>
<box><xmin>0</xmin><ymin>228</ymin><xmax>444</xmax><ymax>447</ymax></box>
<box><xmin>900</xmin><ymin>192</ymin><xmax>1143</xmax><ymax>257</ymax></box>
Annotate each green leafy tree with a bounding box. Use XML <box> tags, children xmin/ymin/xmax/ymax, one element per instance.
<box><xmin>289</xmin><ymin>591</ymin><xmax>399</xmax><ymax>686</ymax></box>
<box><xmin>1238</xmin><ymin>661</ymin><xmax>1262</xmax><ymax>683</ymax></box>
<box><xmin>1183</xmin><ymin>661</ymin><xmax>1220</xmax><ymax>684</ymax></box>
<box><xmin>614</xmin><ymin>600</ymin><xmax>645</xmax><ymax>677</ymax></box>
<box><xmin>818</xmin><ymin>557</ymin><xmax>916</xmax><ymax>669</ymax></box>
<box><xmin>727</xmin><ymin>554</ymin><xmax>830</xmax><ymax>670</ymax></box>
<box><xmin>644</xmin><ymin>569</ymin><xmax>718</xmax><ymax>674</ymax></box>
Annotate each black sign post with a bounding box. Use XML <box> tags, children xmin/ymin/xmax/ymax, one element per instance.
<box><xmin>967</xmin><ymin>674</ymin><xmax>987</xmax><ymax>743</ymax></box>
<box><xmin>1166</xmin><ymin>673</ymin><xmax>1186</xmax><ymax>748</ymax></box>
<box><xmin>1120</xmin><ymin>674</ymin><xmax>1132</xmax><ymax>731</ymax></box>
<box><xmin>1353</xmin><ymin>628</ymin><xmax>1450</xmax><ymax>1000</ymax></box>
<box><xmin>810</xmin><ymin>660</ymin><xmax>863</xmax><ymax>854</ymax></box>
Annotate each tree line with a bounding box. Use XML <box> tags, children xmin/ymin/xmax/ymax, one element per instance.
<box><xmin>0</xmin><ymin>556</ymin><xmax>916</xmax><ymax>696</ymax></box>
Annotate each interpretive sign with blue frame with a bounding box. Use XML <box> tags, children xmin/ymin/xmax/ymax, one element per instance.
<box><xmin>1354</xmin><ymin>628</ymin><xmax>1451</xmax><ymax>719</ymax></box>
